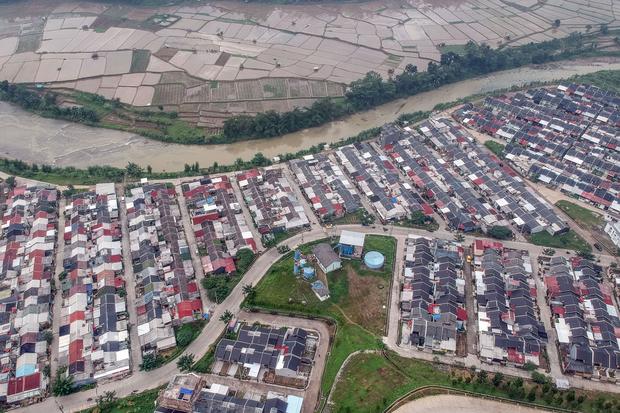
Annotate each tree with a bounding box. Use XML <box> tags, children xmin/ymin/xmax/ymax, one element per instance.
<box><xmin>404</xmin><ymin>64</ymin><xmax>417</xmax><ymax>73</ymax></box>
<box><xmin>177</xmin><ymin>354</ymin><xmax>195</xmax><ymax>372</ymax></box>
<box><xmin>527</xmin><ymin>388</ymin><xmax>537</xmax><ymax>402</ymax></box>
<box><xmin>454</xmin><ymin>233</ymin><xmax>465</xmax><ymax>243</ymax></box>
<box><xmin>487</xmin><ymin>225</ymin><xmax>512</xmax><ymax>240</ymax></box>
<box><xmin>554</xmin><ymin>19</ymin><xmax>561</xmax><ymax>28</ymax></box>
<box><xmin>600</xmin><ymin>24</ymin><xmax>609</xmax><ymax>35</ymax></box>
<box><xmin>492</xmin><ymin>372</ymin><xmax>504</xmax><ymax>387</ymax></box>
<box><xmin>52</xmin><ymin>366</ymin><xmax>74</xmax><ymax>396</ymax></box>
<box><xmin>96</xmin><ymin>390</ymin><xmax>118</xmax><ymax>412</ymax></box>
<box><xmin>242</xmin><ymin>284</ymin><xmax>257</xmax><ymax>304</ymax></box>
<box><xmin>236</xmin><ymin>249</ymin><xmax>256</xmax><ymax>275</ymax></box>
<box><xmin>146</xmin><ymin>165</ymin><xmax>152</xmax><ymax>175</ymax></box>
<box><xmin>531</xmin><ymin>371</ymin><xmax>549</xmax><ymax>384</ymax></box>
<box><xmin>408</xmin><ymin>210</ymin><xmax>427</xmax><ymax>226</ymax></box>
<box><xmin>219</xmin><ymin>310</ymin><xmax>234</xmax><ymax>324</ymax></box>
<box><xmin>476</xmin><ymin>370</ymin><xmax>488</xmax><ymax>384</ymax></box>
<box><xmin>176</xmin><ymin>326</ymin><xmax>194</xmax><ymax>347</ymax></box>
<box><xmin>577</xmin><ymin>249</ymin><xmax>594</xmax><ymax>261</ymax></box>
<box><xmin>125</xmin><ymin>162</ymin><xmax>143</xmax><ymax>178</ymax></box>
<box><xmin>140</xmin><ymin>353</ymin><xmax>163</xmax><ymax>371</ymax></box>
<box><xmin>4</xmin><ymin>176</ymin><xmax>16</xmax><ymax>189</ymax></box>
<box><xmin>42</xmin><ymin>330</ymin><xmax>54</xmax><ymax>345</ymax></box>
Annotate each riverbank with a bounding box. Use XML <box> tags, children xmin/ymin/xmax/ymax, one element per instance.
<box><xmin>0</xmin><ymin>59</ymin><xmax>619</xmax><ymax>171</ymax></box>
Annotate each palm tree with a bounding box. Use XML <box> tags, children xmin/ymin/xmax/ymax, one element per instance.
<box><xmin>242</xmin><ymin>284</ymin><xmax>257</xmax><ymax>303</ymax></box>
<box><xmin>177</xmin><ymin>354</ymin><xmax>194</xmax><ymax>372</ymax></box>
<box><xmin>219</xmin><ymin>310</ymin><xmax>234</xmax><ymax>324</ymax></box>
<box><xmin>454</xmin><ymin>233</ymin><xmax>465</xmax><ymax>243</ymax></box>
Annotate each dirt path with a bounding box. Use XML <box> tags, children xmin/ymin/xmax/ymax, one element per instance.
<box><xmin>392</xmin><ymin>394</ymin><xmax>543</xmax><ymax>413</ymax></box>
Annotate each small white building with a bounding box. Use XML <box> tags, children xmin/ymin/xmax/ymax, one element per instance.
<box><xmin>605</xmin><ymin>221</ymin><xmax>620</xmax><ymax>248</ymax></box>
<box><xmin>312</xmin><ymin>244</ymin><xmax>341</xmax><ymax>273</ymax></box>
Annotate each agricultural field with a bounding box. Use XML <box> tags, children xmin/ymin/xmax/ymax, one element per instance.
<box><xmin>0</xmin><ymin>0</ymin><xmax>617</xmax><ymax>130</ymax></box>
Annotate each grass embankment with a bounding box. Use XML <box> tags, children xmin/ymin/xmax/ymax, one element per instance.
<box><xmin>529</xmin><ymin>230</ymin><xmax>592</xmax><ymax>252</ymax></box>
<box><xmin>333</xmin><ymin>352</ymin><xmax>620</xmax><ymax>413</ymax></box>
<box><xmin>571</xmin><ymin>69</ymin><xmax>620</xmax><ymax>93</ymax></box>
<box><xmin>251</xmin><ymin>235</ymin><xmax>396</xmax><ymax>399</ymax></box>
<box><xmin>556</xmin><ymin>200</ymin><xmax>603</xmax><ymax>231</ymax></box>
<box><xmin>79</xmin><ymin>387</ymin><xmax>161</xmax><ymax>413</ymax></box>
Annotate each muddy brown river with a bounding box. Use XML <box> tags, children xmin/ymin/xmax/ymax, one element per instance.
<box><xmin>1</xmin><ymin>58</ymin><xmax>618</xmax><ymax>171</ymax></box>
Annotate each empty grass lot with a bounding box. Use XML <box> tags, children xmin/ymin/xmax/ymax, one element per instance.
<box><xmin>251</xmin><ymin>235</ymin><xmax>396</xmax><ymax>399</ymax></box>
<box><xmin>556</xmin><ymin>200</ymin><xmax>603</xmax><ymax>231</ymax></box>
<box><xmin>529</xmin><ymin>230</ymin><xmax>591</xmax><ymax>252</ymax></box>
<box><xmin>333</xmin><ymin>352</ymin><xmax>620</xmax><ymax>413</ymax></box>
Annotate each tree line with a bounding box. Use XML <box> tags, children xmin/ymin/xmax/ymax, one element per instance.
<box><xmin>0</xmin><ymin>81</ymin><xmax>99</xmax><ymax>123</ymax></box>
<box><xmin>221</xmin><ymin>33</ymin><xmax>595</xmax><ymax>141</ymax></box>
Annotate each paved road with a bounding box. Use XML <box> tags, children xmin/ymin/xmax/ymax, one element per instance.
<box><xmin>461</xmin><ymin>246</ymin><xmax>478</xmax><ymax>355</ymax></box>
<box><xmin>117</xmin><ymin>184</ymin><xmax>143</xmax><ymax>369</ymax></box>
<box><xmin>50</xmin><ymin>198</ymin><xmax>66</xmax><ymax>378</ymax></box>
<box><xmin>22</xmin><ymin>224</ymin><xmax>620</xmax><ymax>412</ymax></box>
<box><xmin>531</xmin><ymin>256</ymin><xmax>563</xmax><ymax>379</ymax></box>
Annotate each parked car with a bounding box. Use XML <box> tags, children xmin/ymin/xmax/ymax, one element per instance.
<box><xmin>594</xmin><ymin>243</ymin><xmax>603</xmax><ymax>251</ymax></box>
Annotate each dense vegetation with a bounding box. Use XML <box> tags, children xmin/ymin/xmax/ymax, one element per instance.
<box><xmin>487</xmin><ymin>225</ymin><xmax>513</xmax><ymax>240</ymax></box>
<box><xmin>0</xmin><ymin>81</ymin><xmax>99</xmax><ymax>123</ymax></box>
<box><xmin>221</xmin><ymin>34</ymin><xmax>603</xmax><ymax>142</ymax></box>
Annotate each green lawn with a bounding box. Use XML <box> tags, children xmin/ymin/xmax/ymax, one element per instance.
<box><xmin>251</xmin><ymin>235</ymin><xmax>396</xmax><ymax>399</ymax></box>
<box><xmin>529</xmin><ymin>230</ymin><xmax>591</xmax><ymax>252</ymax></box>
<box><xmin>556</xmin><ymin>200</ymin><xmax>603</xmax><ymax>231</ymax></box>
<box><xmin>333</xmin><ymin>352</ymin><xmax>620</xmax><ymax>413</ymax></box>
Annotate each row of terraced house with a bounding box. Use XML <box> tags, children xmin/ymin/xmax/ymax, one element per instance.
<box><xmin>0</xmin><ymin>185</ymin><xmax>57</xmax><ymax>404</ymax></box>
<box><xmin>454</xmin><ymin>83</ymin><xmax>620</xmax><ymax>214</ymax></box>
<box><xmin>58</xmin><ymin>183</ymin><xmax>130</xmax><ymax>387</ymax></box>
<box><xmin>126</xmin><ymin>182</ymin><xmax>201</xmax><ymax>356</ymax></box>
<box><xmin>182</xmin><ymin>177</ymin><xmax>257</xmax><ymax>275</ymax></box>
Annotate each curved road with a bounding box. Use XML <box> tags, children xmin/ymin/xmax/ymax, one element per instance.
<box><xmin>20</xmin><ymin>223</ymin><xmax>620</xmax><ymax>413</ymax></box>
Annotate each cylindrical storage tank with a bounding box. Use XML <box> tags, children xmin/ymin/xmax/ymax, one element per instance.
<box><xmin>364</xmin><ymin>251</ymin><xmax>385</xmax><ymax>269</ymax></box>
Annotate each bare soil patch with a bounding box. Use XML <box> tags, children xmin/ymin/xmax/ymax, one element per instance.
<box><xmin>339</xmin><ymin>265</ymin><xmax>388</xmax><ymax>335</ymax></box>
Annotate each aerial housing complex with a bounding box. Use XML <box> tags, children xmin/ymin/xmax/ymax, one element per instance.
<box><xmin>289</xmin><ymin>154</ymin><xmax>362</xmax><ymax>222</ymax></box>
<box><xmin>59</xmin><ymin>183</ymin><xmax>130</xmax><ymax>386</ymax></box>
<box><xmin>420</xmin><ymin>118</ymin><xmax>568</xmax><ymax>235</ymax></box>
<box><xmin>126</xmin><ymin>183</ymin><xmax>200</xmax><ymax>355</ymax></box>
<box><xmin>400</xmin><ymin>237</ymin><xmax>466</xmax><ymax>354</ymax></box>
<box><xmin>454</xmin><ymin>83</ymin><xmax>620</xmax><ymax>213</ymax></box>
<box><xmin>543</xmin><ymin>256</ymin><xmax>620</xmax><ymax>379</ymax></box>
<box><xmin>182</xmin><ymin>176</ymin><xmax>256</xmax><ymax>275</ymax></box>
<box><xmin>335</xmin><ymin>141</ymin><xmax>429</xmax><ymax>222</ymax></box>
<box><xmin>474</xmin><ymin>240</ymin><xmax>547</xmax><ymax>367</ymax></box>
<box><xmin>382</xmin><ymin>124</ymin><xmax>506</xmax><ymax>232</ymax></box>
<box><xmin>236</xmin><ymin>168</ymin><xmax>310</xmax><ymax>236</ymax></box>
<box><xmin>0</xmin><ymin>184</ymin><xmax>57</xmax><ymax>404</ymax></box>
